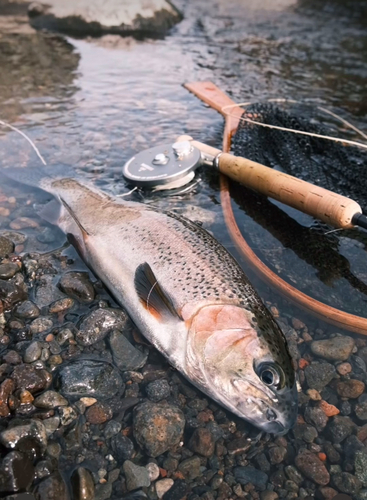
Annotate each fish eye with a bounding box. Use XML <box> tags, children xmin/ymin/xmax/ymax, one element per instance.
<box><xmin>257</xmin><ymin>363</ymin><xmax>284</xmax><ymax>389</ymax></box>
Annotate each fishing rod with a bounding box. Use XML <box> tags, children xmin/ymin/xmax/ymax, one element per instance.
<box><xmin>123</xmin><ymin>81</ymin><xmax>367</xmax><ymax>335</ymax></box>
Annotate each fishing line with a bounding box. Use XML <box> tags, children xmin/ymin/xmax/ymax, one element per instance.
<box><xmin>0</xmin><ymin>119</ymin><xmax>47</xmax><ymax>165</ymax></box>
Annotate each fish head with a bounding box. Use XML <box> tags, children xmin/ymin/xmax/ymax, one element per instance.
<box><xmin>185</xmin><ymin>303</ymin><xmax>298</xmax><ymax>434</ymax></box>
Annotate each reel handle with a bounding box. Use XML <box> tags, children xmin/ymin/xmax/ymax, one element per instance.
<box><xmin>177</xmin><ymin>135</ymin><xmax>363</xmax><ymax>230</ymax></box>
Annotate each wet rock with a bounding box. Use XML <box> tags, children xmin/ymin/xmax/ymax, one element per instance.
<box><xmin>11</xmin><ymin>364</ymin><xmax>49</xmax><ymax>393</ymax></box>
<box><xmin>323</xmin><ymin>442</ymin><xmax>341</xmax><ymax>463</ymax></box>
<box><xmin>0</xmin><ymin>231</ymin><xmax>26</xmax><ymax>246</ymax></box>
<box><xmin>109</xmin><ymin>330</ymin><xmax>148</xmax><ymax>371</ymax></box>
<box><xmin>285</xmin><ymin>465</ymin><xmax>303</xmax><ymax>484</ymax></box>
<box><xmin>304</xmin><ymin>362</ymin><xmax>336</xmax><ymax>391</ymax></box>
<box><xmin>110</xmin><ymin>433</ymin><xmax>135</xmax><ymax>462</ymax></box>
<box><xmin>103</xmin><ymin>420</ymin><xmax>122</xmax><ymax>439</ymax></box>
<box><xmin>332</xmin><ymin>472</ymin><xmax>362</xmax><ymax>494</ymax></box>
<box><xmin>0</xmin><ymin>262</ymin><xmax>19</xmax><ymax>279</ymax></box>
<box><xmin>0</xmin><ymin>236</ymin><xmax>14</xmax><ymax>258</ymax></box>
<box><xmin>48</xmin><ymin>297</ymin><xmax>74</xmax><ymax>314</ymax></box>
<box><xmin>337</xmin><ymin>379</ymin><xmax>365</xmax><ymax>398</ymax></box>
<box><xmin>310</xmin><ymin>336</ymin><xmax>355</xmax><ymax>361</ymax></box>
<box><xmin>10</xmin><ymin>217</ymin><xmax>38</xmax><ymax>230</ymax></box>
<box><xmin>234</xmin><ymin>466</ymin><xmax>268</xmax><ymax>490</ymax></box>
<box><xmin>28</xmin><ymin>0</ymin><xmax>183</xmax><ymax>38</ymax></box>
<box><xmin>71</xmin><ymin>467</ymin><xmax>95</xmax><ymax>500</ymax></box>
<box><xmin>260</xmin><ymin>492</ymin><xmax>279</xmax><ymax>500</ymax></box>
<box><xmin>0</xmin><ymin>378</ymin><xmax>14</xmax><ymax>416</ymax></box>
<box><xmin>30</xmin><ymin>317</ymin><xmax>53</xmax><ymax>334</ymax></box>
<box><xmin>156</xmin><ymin>479</ymin><xmax>174</xmax><ymax>499</ymax></box>
<box><xmin>295</xmin><ymin>450</ymin><xmax>330</xmax><ymax>485</ymax></box>
<box><xmin>13</xmin><ymin>300</ymin><xmax>40</xmax><ymax>319</ymax></box>
<box><xmin>355</xmin><ymin>451</ymin><xmax>367</xmax><ymax>486</ymax></box>
<box><xmin>188</xmin><ymin>427</ymin><xmax>215</xmax><ymax>457</ymax></box>
<box><xmin>58</xmin><ymin>271</ymin><xmax>95</xmax><ymax>302</ymax></box>
<box><xmin>0</xmin><ymin>277</ymin><xmax>28</xmax><ymax>309</ymax></box>
<box><xmin>327</xmin><ymin>415</ymin><xmax>355</xmax><ymax>443</ymax></box>
<box><xmin>356</xmin><ymin>402</ymin><xmax>367</xmax><ymax>421</ymax></box>
<box><xmin>343</xmin><ymin>435</ymin><xmax>365</xmax><ymax>459</ymax></box>
<box><xmin>24</xmin><ymin>341</ymin><xmax>43</xmax><ymax>363</ymax></box>
<box><xmin>146</xmin><ymin>462</ymin><xmax>160</xmax><ymax>482</ymax></box>
<box><xmin>146</xmin><ymin>379</ymin><xmax>171</xmax><ymax>402</ymax></box>
<box><xmin>0</xmin><ymin>451</ymin><xmax>34</xmax><ymax>492</ymax></box>
<box><xmin>268</xmin><ymin>445</ymin><xmax>287</xmax><ymax>465</ymax></box>
<box><xmin>304</xmin><ymin>406</ymin><xmax>328</xmax><ymax>431</ymax></box>
<box><xmin>77</xmin><ymin>308</ymin><xmax>127</xmax><ymax>346</ymax></box>
<box><xmin>292</xmin><ymin>423</ymin><xmax>318</xmax><ymax>443</ymax></box>
<box><xmin>3</xmin><ymin>350</ymin><xmax>22</xmax><ymax>365</ymax></box>
<box><xmin>133</xmin><ymin>402</ymin><xmax>185</xmax><ymax>457</ymax></box>
<box><xmin>33</xmin><ymin>472</ymin><xmax>68</xmax><ymax>500</ymax></box>
<box><xmin>162</xmin><ymin>479</ymin><xmax>187</xmax><ymax>500</ymax></box>
<box><xmin>85</xmin><ymin>402</ymin><xmax>113</xmax><ymax>424</ymax></box>
<box><xmin>33</xmin><ymin>390</ymin><xmax>68</xmax><ymax>409</ymax></box>
<box><xmin>43</xmin><ymin>416</ymin><xmax>60</xmax><ymax>437</ymax></box>
<box><xmin>123</xmin><ymin>460</ymin><xmax>151</xmax><ymax>491</ymax></box>
<box><xmin>35</xmin><ymin>274</ymin><xmax>66</xmax><ymax>308</ymax></box>
<box><xmin>57</xmin><ymin>359</ymin><xmax>123</xmax><ymax>398</ymax></box>
<box><xmin>337</xmin><ymin>362</ymin><xmax>352</xmax><ymax>375</ymax></box>
<box><xmin>59</xmin><ymin>406</ymin><xmax>78</xmax><ymax>426</ymax></box>
<box><xmin>0</xmin><ymin>419</ymin><xmax>47</xmax><ymax>454</ymax></box>
<box><xmin>178</xmin><ymin>456</ymin><xmax>201</xmax><ymax>480</ymax></box>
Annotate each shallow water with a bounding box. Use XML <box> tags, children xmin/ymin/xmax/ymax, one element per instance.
<box><xmin>0</xmin><ymin>0</ymin><xmax>367</xmax><ymax>498</ymax></box>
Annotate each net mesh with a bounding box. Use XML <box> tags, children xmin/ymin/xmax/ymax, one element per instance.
<box><xmin>230</xmin><ymin>103</ymin><xmax>367</xmax><ymax>316</ymax></box>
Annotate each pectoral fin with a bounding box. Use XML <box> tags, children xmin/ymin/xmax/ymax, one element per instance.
<box><xmin>134</xmin><ymin>262</ymin><xmax>182</xmax><ymax>322</ymax></box>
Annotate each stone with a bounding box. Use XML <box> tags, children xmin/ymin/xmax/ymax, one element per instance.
<box><xmin>234</xmin><ymin>466</ymin><xmax>269</xmax><ymax>490</ymax></box>
<box><xmin>48</xmin><ymin>298</ymin><xmax>74</xmax><ymax>313</ymax></box>
<box><xmin>304</xmin><ymin>362</ymin><xmax>336</xmax><ymax>391</ymax></box>
<box><xmin>85</xmin><ymin>402</ymin><xmax>113</xmax><ymax>424</ymax></box>
<box><xmin>9</xmin><ymin>217</ymin><xmax>38</xmax><ymax>230</ymax></box>
<box><xmin>29</xmin><ymin>0</ymin><xmax>183</xmax><ymax>38</ymax></box>
<box><xmin>0</xmin><ymin>263</ymin><xmax>19</xmax><ymax>279</ymax></box>
<box><xmin>13</xmin><ymin>300</ymin><xmax>40</xmax><ymax>319</ymax></box>
<box><xmin>123</xmin><ymin>460</ymin><xmax>151</xmax><ymax>491</ymax></box>
<box><xmin>24</xmin><ymin>341</ymin><xmax>43</xmax><ymax>363</ymax></box>
<box><xmin>162</xmin><ymin>479</ymin><xmax>187</xmax><ymax>500</ymax></box>
<box><xmin>304</xmin><ymin>406</ymin><xmax>328</xmax><ymax>431</ymax></box>
<box><xmin>332</xmin><ymin>472</ymin><xmax>362</xmax><ymax>494</ymax></box>
<box><xmin>337</xmin><ymin>362</ymin><xmax>352</xmax><ymax>375</ymax></box>
<box><xmin>133</xmin><ymin>402</ymin><xmax>185</xmax><ymax>457</ymax></box>
<box><xmin>0</xmin><ymin>419</ymin><xmax>47</xmax><ymax>454</ymax></box>
<box><xmin>0</xmin><ymin>276</ymin><xmax>28</xmax><ymax>309</ymax></box>
<box><xmin>110</xmin><ymin>434</ymin><xmax>135</xmax><ymax>463</ymax></box>
<box><xmin>58</xmin><ymin>271</ymin><xmax>95</xmax><ymax>302</ymax></box>
<box><xmin>188</xmin><ymin>427</ymin><xmax>215</xmax><ymax>457</ymax></box>
<box><xmin>57</xmin><ymin>359</ymin><xmax>123</xmax><ymax>398</ymax></box>
<box><xmin>292</xmin><ymin>423</ymin><xmax>318</xmax><ymax>443</ymax></box>
<box><xmin>59</xmin><ymin>406</ymin><xmax>78</xmax><ymax>426</ymax></box>
<box><xmin>0</xmin><ymin>231</ymin><xmax>26</xmax><ymax>246</ymax></box>
<box><xmin>327</xmin><ymin>415</ymin><xmax>355</xmax><ymax>443</ymax></box>
<box><xmin>156</xmin><ymin>478</ymin><xmax>174</xmax><ymax>499</ymax></box>
<box><xmin>146</xmin><ymin>462</ymin><xmax>160</xmax><ymax>482</ymax></box>
<box><xmin>11</xmin><ymin>364</ymin><xmax>49</xmax><ymax>393</ymax></box>
<box><xmin>33</xmin><ymin>472</ymin><xmax>69</xmax><ymax>500</ymax></box>
<box><xmin>103</xmin><ymin>420</ymin><xmax>122</xmax><ymax>439</ymax></box>
<box><xmin>0</xmin><ymin>451</ymin><xmax>34</xmax><ymax>492</ymax></box>
<box><xmin>109</xmin><ymin>330</ymin><xmax>148</xmax><ymax>371</ymax></box>
<box><xmin>337</xmin><ymin>379</ymin><xmax>365</xmax><ymax>398</ymax></box>
<box><xmin>71</xmin><ymin>467</ymin><xmax>95</xmax><ymax>500</ymax></box>
<box><xmin>310</xmin><ymin>336</ymin><xmax>355</xmax><ymax>361</ymax></box>
<box><xmin>37</xmin><ymin>227</ymin><xmax>56</xmax><ymax>243</ymax></box>
<box><xmin>355</xmin><ymin>450</ymin><xmax>367</xmax><ymax>486</ymax></box>
<box><xmin>33</xmin><ymin>390</ymin><xmax>68</xmax><ymax>409</ymax></box>
<box><xmin>77</xmin><ymin>308</ymin><xmax>127</xmax><ymax>346</ymax></box>
<box><xmin>260</xmin><ymin>492</ymin><xmax>279</xmax><ymax>500</ymax></box>
<box><xmin>285</xmin><ymin>465</ymin><xmax>303</xmax><ymax>484</ymax></box>
<box><xmin>0</xmin><ymin>236</ymin><xmax>14</xmax><ymax>258</ymax></box>
<box><xmin>268</xmin><ymin>445</ymin><xmax>287</xmax><ymax>465</ymax></box>
<box><xmin>146</xmin><ymin>379</ymin><xmax>171</xmax><ymax>402</ymax></box>
<box><xmin>323</xmin><ymin>442</ymin><xmax>341</xmax><ymax>463</ymax></box>
<box><xmin>356</xmin><ymin>402</ymin><xmax>367</xmax><ymax>421</ymax></box>
<box><xmin>30</xmin><ymin>317</ymin><xmax>53</xmax><ymax>334</ymax></box>
<box><xmin>43</xmin><ymin>416</ymin><xmax>60</xmax><ymax>437</ymax></box>
<box><xmin>3</xmin><ymin>351</ymin><xmax>21</xmax><ymax>365</ymax></box>
<box><xmin>177</xmin><ymin>455</ymin><xmax>201</xmax><ymax>480</ymax></box>
<box><xmin>295</xmin><ymin>450</ymin><xmax>330</xmax><ymax>486</ymax></box>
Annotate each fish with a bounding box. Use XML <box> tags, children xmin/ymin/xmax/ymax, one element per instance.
<box><xmin>3</xmin><ymin>166</ymin><xmax>298</xmax><ymax>434</ymax></box>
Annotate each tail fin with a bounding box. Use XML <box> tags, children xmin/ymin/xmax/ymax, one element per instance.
<box><xmin>0</xmin><ymin>164</ymin><xmax>76</xmax><ymax>193</ymax></box>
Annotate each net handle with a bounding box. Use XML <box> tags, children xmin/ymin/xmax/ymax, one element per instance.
<box><xmin>184</xmin><ymin>81</ymin><xmax>367</xmax><ymax>335</ymax></box>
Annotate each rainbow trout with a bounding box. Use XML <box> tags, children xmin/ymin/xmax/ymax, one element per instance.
<box><xmin>5</xmin><ymin>168</ymin><xmax>297</xmax><ymax>434</ymax></box>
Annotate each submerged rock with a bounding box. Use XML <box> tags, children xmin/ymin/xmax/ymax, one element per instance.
<box><xmin>58</xmin><ymin>271</ymin><xmax>95</xmax><ymax>303</ymax></box>
<box><xmin>71</xmin><ymin>467</ymin><xmax>95</xmax><ymax>500</ymax></box>
<box><xmin>133</xmin><ymin>402</ymin><xmax>185</xmax><ymax>457</ymax></box>
<box><xmin>109</xmin><ymin>330</ymin><xmax>148</xmax><ymax>371</ymax></box>
<box><xmin>295</xmin><ymin>450</ymin><xmax>330</xmax><ymax>486</ymax></box>
<box><xmin>123</xmin><ymin>460</ymin><xmax>151</xmax><ymax>491</ymax></box>
<box><xmin>0</xmin><ymin>236</ymin><xmax>14</xmax><ymax>258</ymax></box>
<box><xmin>0</xmin><ymin>419</ymin><xmax>47</xmax><ymax>455</ymax></box>
<box><xmin>28</xmin><ymin>0</ymin><xmax>183</xmax><ymax>38</ymax></box>
<box><xmin>0</xmin><ymin>451</ymin><xmax>35</xmax><ymax>493</ymax></box>
<box><xmin>310</xmin><ymin>336</ymin><xmax>355</xmax><ymax>361</ymax></box>
<box><xmin>76</xmin><ymin>308</ymin><xmax>127</xmax><ymax>346</ymax></box>
<box><xmin>33</xmin><ymin>472</ymin><xmax>68</xmax><ymax>500</ymax></box>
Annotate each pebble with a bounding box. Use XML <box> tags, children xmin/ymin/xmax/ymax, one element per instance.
<box><xmin>57</xmin><ymin>359</ymin><xmax>123</xmax><ymax>398</ymax></box>
<box><xmin>123</xmin><ymin>460</ymin><xmax>151</xmax><ymax>491</ymax></box>
<box><xmin>43</xmin><ymin>416</ymin><xmax>60</xmax><ymax>437</ymax></box>
<box><xmin>71</xmin><ymin>467</ymin><xmax>95</xmax><ymax>500</ymax></box>
<box><xmin>10</xmin><ymin>217</ymin><xmax>39</xmax><ymax>230</ymax></box>
<box><xmin>0</xmin><ymin>231</ymin><xmax>26</xmax><ymax>246</ymax></box>
<box><xmin>133</xmin><ymin>402</ymin><xmax>185</xmax><ymax>457</ymax></box>
<box><xmin>85</xmin><ymin>402</ymin><xmax>113</xmax><ymax>424</ymax></box>
<box><xmin>146</xmin><ymin>462</ymin><xmax>160</xmax><ymax>482</ymax></box>
<box><xmin>234</xmin><ymin>466</ymin><xmax>269</xmax><ymax>490</ymax></box>
<box><xmin>0</xmin><ymin>236</ymin><xmax>14</xmax><ymax>258</ymax></box>
<box><xmin>304</xmin><ymin>362</ymin><xmax>336</xmax><ymax>391</ymax></box>
<box><xmin>36</xmin><ymin>227</ymin><xmax>56</xmax><ymax>243</ymax></box>
<box><xmin>80</xmin><ymin>397</ymin><xmax>97</xmax><ymax>407</ymax></box>
<box><xmin>33</xmin><ymin>390</ymin><xmax>68</xmax><ymax>409</ymax></box>
<box><xmin>20</xmin><ymin>389</ymin><xmax>34</xmax><ymax>404</ymax></box>
<box><xmin>162</xmin><ymin>479</ymin><xmax>187</xmax><ymax>500</ymax></box>
<box><xmin>307</xmin><ymin>389</ymin><xmax>321</xmax><ymax>401</ymax></box>
<box><xmin>355</xmin><ymin>451</ymin><xmax>367</xmax><ymax>486</ymax></box>
<box><xmin>260</xmin><ymin>492</ymin><xmax>279</xmax><ymax>500</ymax></box>
<box><xmin>109</xmin><ymin>330</ymin><xmax>148</xmax><ymax>371</ymax></box>
<box><xmin>356</xmin><ymin>402</ymin><xmax>367</xmax><ymax>421</ymax></box>
<box><xmin>30</xmin><ymin>317</ymin><xmax>53</xmax><ymax>334</ymax></box>
<box><xmin>285</xmin><ymin>465</ymin><xmax>303</xmax><ymax>485</ymax></box>
<box><xmin>76</xmin><ymin>308</ymin><xmax>127</xmax><ymax>346</ymax></box>
<box><xmin>337</xmin><ymin>379</ymin><xmax>365</xmax><ymax>398</ymax></box>
<box><xmin>103</xmin><ymin>420</ymin><xmax>122</xmax><ymax>439</ymax></box>
<box><xmin>294</xmin><ymin>450</ymin><xmax>330</xmax><ymax>485</ymax></box>
<box><xmin>33</xmin><ymin>472</ymin><xmax>69</xmax><ymax>500</ymax></box>
<box><xmin>0</xmin><ymin>451</ymin><xmax>35</xmax><ymax>492</ymax></box>
<box><xmin>332</xmin><ymin>472</ymin><xmax>362</xmax><ymax>494</ymax></box>
<box><xmin>304</xmin><ymin>406</ymin><xmax>328</xmax><ymax>431</ymax></box>
<box><xmin>11</xmin><ymin>364</ymin><xmax>49</xmax><ymax>393</ymax></box>
<box><xmin>59</xmin><ymin>406</ymin><xmax>78</xmax><ymax>426</ymax></box>
<box><xmin>0</xmin><ymin>262</ymin><xmax>19</xmax><ymax>279</ymax></box>
<box><xmin>310</xmin><ymin>336</ymin><xmax>355</xmax><ymax>361</ymax></box>
<box><xmin>24</xmin><ymin>341</ymin><xmax>43</xmax><ymax>363</ymax></box>
<box><xmin>3</xmin><ymin>350</ymin><xmax>22</xmax><ymax>365</ymax></box>
<box><xmin>188</xmin><ymin>427</ymin><xmax>215</xmax><ymax>457</ymax></box>
<box><xmin>146</xmin><ymin>379</ymin><xmax>171</xmax><ymax>402</ymax></box>
<box><xmin>0</xmin><ymin>275</ymin><xmax>28</xmax><ymax>309</ymax></box>
<box><xmin>58</xmin><ymin>271</ymin><xmax>95</xmax><ymax>302</ymax></box>
<box><xmin>110</xmin><ymin>433</ymin><xmax>135</xmax><ymax>463</ymax></box>
<box><xmin>268</xmin><ymin>445</ymin><xmax>287</xmax><ymax>465</ymax></box>
<box><xmin>293</xmin><ymin>423</ymin><xmax>318</xmax><ymax>443</ymax></box>
<box><xmin>327</xmin><ymin>415</ymin><xmax>355</xmax><ymax>443</ymax></box>
<box><xmin>13</xmin><ymin>300</ymin><xmax>40</xmax><ymax>319</ymax></box>
<box><xmin>156</xmin><ymin>478</ymin><xmax>174</xmax><ymax>499</ymax></box>
<box><xmin>337</xmin><ymin>362</ymin><xmax>352</xmax><ymax>375</ymax></box>
<box><xmin>0</xmin><ymin>419</ymin><xmax>47</xmax><ymax>454</ymax></box>
<box><xmin>319</xmin><ymin>400</ymin><xmax>340</xmax><ymax>417</ymax></box>
<box><xmin>48</xmin><ymin>298</ymin><xmax>74</xmax><ymax>313</ymax></box>
<box><xmin>178</xmin><ymin>456</ymin><xmax>201</xmax><ymax>480</ymax></box>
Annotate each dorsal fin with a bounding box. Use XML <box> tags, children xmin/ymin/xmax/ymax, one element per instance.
<box><xmin>134</xmin><ymin>262</ymin><xmax>182</xmax><ymax>322</ymax></box>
